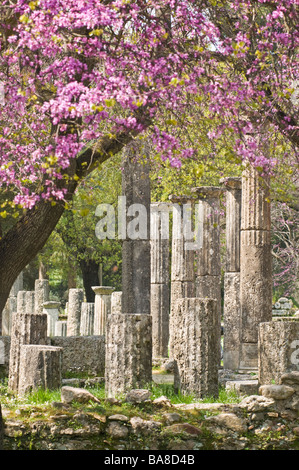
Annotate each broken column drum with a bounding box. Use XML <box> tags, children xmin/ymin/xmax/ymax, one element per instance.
<box><xmin>66</xmin><ymin>288</ymin><xmax>84</xmax><ymax>336</ymax></box>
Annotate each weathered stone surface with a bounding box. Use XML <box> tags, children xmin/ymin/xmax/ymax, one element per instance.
<box><xmin>54</xmin><ymin>320</ymin><xmax>67</xmax><ymax>337</ymax></box>
<box><xmin>239</xmin><ymin>395</ymin><xmax>275</xmax><ymax>412</ymax></box>
<box><xmin>8</xmin><ymin>312</ymin><xmax>48</xmax><ymax>392</ymax></box>
<box><xmin>25</xmin><ymin>291</ymin><xmax>35</xmax><ymax>314</ymax></box>
<box><xmin>43</xmin><ymin>301</ymin><xmax>60</xmax><ymax>337</ymax></box>
<box><xmin>223</xmin><ymin>272</ymin><xmax>241</xmax><ymax>370</ymax></box>
<box><xmin>241</xmin><ymin>166</ymin><xmax>271</xmax><ymax>231</ymax></box>
<box><xmin>220</xmin><ymin>177</ymin><xmax>241</xmax><ymax>273</ymax></box>
<box><xmin>108</xmin><ymin>414</ymin><xmax>129</xmax><ymax>422</ymax></box>
<box><xmin>67</xmin><ymin>288</ymin><xmax>84</xmax><ymax>336</ymax></box>
<box><xmin>111</xmin><ymin>292</ymin><xmax>122</xmax><ymax>315</ymax></box>
<box><xmin>80</xmin><ymin>302</ymin><xmax>95</xmax><ymax>336</ymax></box>
<box><xmin>151</xmin><ymin>283</ymin><xmax>169</xmax><ymax>358</ymax></box>
<box><xmin>152</xmin><ymin>396</ymin><xmax>172</xmax><ymax>407</ymax></box>
<box><xmin>280</xmin><ymin>371</ymin><xmax>299</xmax><ymax>386</ymax></box>
<box><xmin>130</xmin><ymin>416</ymin><xmax>162</xmax><ymax>435</ymax></box>
<box><xmin>259</xmin><ymin>384</ymin><xmax>295</xmax><ymax>400</ymax></box>
<box><xmin>165</xmin><ymin>423</ymin><xmax>202</xmax><ymax>436</ymax></box>
<box><xmin>18</xmin><ymin>345</ymin><xmax>63</xmax><ymax>396</ymax></box>
<box><xmin>61</xmin><ymin>386</ymin><xmax>101</xmax><ymax>404</ymax></box>
<box><xmin>34</xmin><ymin>279</ymin><xmax>50</xmax><ymax>315</ymax></box>
<box><xmin>107</xmin><ymin>421</ymin><xmax>129</xmax><ymax>438</ymax></box>
<box><xmin>205</xmin><ymin>413</ymin><xmax>247</xmax><ymax>433</ymax></box>
<box><xmin>258</xmin><ymin>321</ymin><xmax>299</xmax><ymax>385</ymax></box>
<box><xmin>162</xmin><ymin>413</ymin><xmax>181</xmax><ymax>425</ymax></box>
<box><xmin>105</xmin><ymin>314</ymin><xmax>152</xmax><ymax>397</ymax></box>
<box><xmin>171</xmin><ymin>297</ymin><xmax>219</xmax><ymax>398</ymax></box>
<box><xmin>125</xmin><ymin>389</ymin><xmax>151</xmax><ymax>404</ymax></box>
<box><xmin>51</xmin><ymin>335</ymin><xmax>105</xmax><ymax>376</ymax></box>
<box><xmin>150</xmin><ymin>202</ymin><xmax>171</xmax><ymax>284</ymax></box>
<box><xmin>226</xmin><ymin>380</ymin><xmax>259</xmax><ymax>396</ymax></box>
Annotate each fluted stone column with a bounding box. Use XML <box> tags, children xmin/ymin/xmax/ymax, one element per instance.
<box><xmin>240</xmin><ymin>165</ymin><xmax>272</xmax><ymax>369</ymax></box>
<box><xmin>191</xmin><ymin>186</ymin><xmax>223</xmax><ymax>365</ymax></box>
<box><xmin>172</xmin><ymin>297</ymin><xmax>219</xmax><ymax>398</ymax></box>
<box><xmin>43</xmin><ymin>301</ymin><xmax>60</xmax><ymax>337</ymax></box>
<box><xmin>17</xmin><ymin>291</ymin><xmax>27</xmax><ymax>313</ymax></box>
<box><xmin>8</xmin><ymin>312</ymin><xmax>48</xmax><ymax>392</ymax></box>
<box><xmin>80</xmin><ymin>302</ymin><xmax>95</xmax><ymax>336</ymax></box>
<box><xmin>220</xmin><ymin>177</ymin><xmax>242</xmax><ymax>370</ymax></box>
<box><xmin>66</xmin><ymin>288</ymin><xmax>84</xmax><ymax>336</ymax></box>
<box><xmin>169</xmin><ymin>195</ymin><xmax>196</xmax><ymax>357</ymax></box>
<box><xmin>92</xmin><ymin>286</ymin><xmax>114</xmax><ymax>335</ymax></box>
<box><xmin>150</xmin><ymin>202</ymin><xmax>171</xmax><ymax>358</ymax></box>
<box><xmin>105</xmin><ymin>140</ymin><xmax>152</xmax><ymax>397</ymax></box>
<box><xmin>55</xmin><ymin>320</ymin><xmax>67</xmax><ymax>337</ymax></box>
<box><xmin>34</xmin><ymin>279</ymin><xmax>50</xmax><ymax>315</ymax></box>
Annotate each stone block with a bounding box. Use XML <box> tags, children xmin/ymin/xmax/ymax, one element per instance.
<box><xmin>105</xmin><ymin>313</ymin><xmax>152</xmax><ymax>398</ymax></box>
<box><xmin>226</xmin><ymin>380</ymin><xmax>259</xmax><ymax>396</ymax></box>
<box><xmin>258</xmin><ymin>321</ymin><xmax>299</xmax><ymax>385</ymax></box>
<box><xmin>18</xmin><ymin>344</ymin><xmax>62</xmax><ymax>396</ymax></box>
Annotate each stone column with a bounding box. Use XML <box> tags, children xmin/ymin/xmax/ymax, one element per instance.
<box><xmin>105</xmin><ymin>313</ymin><xmax>152</xmax><ymax>397</ymax></box>
<box><xmin>92</xmin><ymin>287</ymin><xmax>114</xmax><ymax>336</ymax></box>
<box><xmin>172</xmin><ymin>297</ymin><xmax>219</xmax><ymax>398</ymax></box>
<box><xmin>105</xmin><ymin>140</ymin><xmax>152</xmax><ymax>397</ymax></box>
<box><xmin>239</xmin><ymin>165</ymin><xmax>272</xmax><ymax>370</ymax></box>
<box><xmin>18</xmin><ymin>345</ymin><xmax>63</xmax><ymax>396</ymax></box>
<box><xmin>111</xmin><ymin>292</ymin><xmax>122</xmax><ymax>315</ymax></box>
<box><xmin>150</xmin><ymin>202</ymin><xmax>171</xmax><ymax>359</ymax></box>
<box><xmin>43</xmin><ymin>301</ymin><xmax>61</xmax><ymax>337</ymax></box>
<box><xmin>220</xmin><ymin>177</ymin><xmax>242</xmax><ymax>370</ymax></box>
<box><xmin>80</xmin><ymin>302</ymin><xmax>95</xmax><ymax>336</ymax></box>
<box><xmin>66</xmin><ymin>288</ymin><xmax>84</xmax><ymax>336</ymax></box>
<box><xmin>34</xmin><ymin>279</ymin><xmax>50</xmax><ymax>315</ymax></box>
<box><xmin>55</xmin><ymin>320</ymin><xmax>67</xmax><ymax>337</ymax></box>
<box><xmin>25</xmin><ymin>291</ymin><xmax>35</xmax><ymax>314</ymax></box>
<box><xmin>8</xmin><ymin>312</ymin><xmax>48</xmax><ymax>392</ymax></box>
<box><xmin>2</xmin><ymin>273</ymin><xmax>24</xmax><ymax>335</ymax></box>
<box><xmin>191</xmin><ymin>186</ymin><xmax>223</xmax><ymax>365</ymax></box>
<box><xmin>169</xmin><ymin>195</ymin><xmax>196</xmax><ymax>357</ymax></box>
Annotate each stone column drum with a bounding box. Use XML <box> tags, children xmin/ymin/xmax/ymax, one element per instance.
<box><xmin>18</xmin><ymin>345</ymin><xmax>63</xmax><ymax>396</ymax></box>
<box><xmin>8</xmin><ymin>312</ymin><xmax>48</xmax><ymax>392</ymax></box>
<box><xmin>105</xmin><ymin>313</ymin><xmax>152</xmax><ymax>397</ymax></box>
<box><xmin>105</xmin><ymin>140</ymin><xmax>152</xmax><ymax>397</ymax></box>
<box><xmin>66</xmin><ymin>288</ymin><xmax>84</xmax><ymax>336</ymax></box>
<box><xmin>92</xmin><ymin>286</ymin><xmax>114</xmax><ymax>336</ymax></box>
<box><xmin>240</xmin><ymin>166</ymin><xmax>272</xmax><ymax>369</ymax></box>
<box><xmin>191</xmin><ymin>186</ymin><xmax>223</xmax><ymax>366</ymax></box>
<box><xmin>220</xmin><ymin>177</ymin><xmax>242</xmax><ymax>370</ymax></box>
<box><xmin>172</xmin><ymin>297</ymin><xmax>219</xmax><ymax>398</ymax></box>
<box><xmin>43</xmin><ymin>301</ymin><xmax>60</xmax><ymax>337</ymax></box>
<box><xmin>34</xmin><ymin>279</ymin><xmax>50</xmax><ymax>315</ymax></box>
<box><xmin>169</xmin><ymin>195</ymin><xmax>196</xmax><ymax>357</ymax></box>
<box><xmin>80</xmin><ymin>302</ymin><xmax>95</xmax><ymax>336</ymax></box>
<box><xmin>150</xmin><ymin>202</ymin><xmax>171</xmax><ymax>359</ymax></box>
<box><xmin>111</xmin><ymin>292</ymin><xmax>122</xmax><ymax>315</ymax></box>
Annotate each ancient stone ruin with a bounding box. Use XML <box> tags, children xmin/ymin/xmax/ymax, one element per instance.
<box><xmin>0</xmin><ymin>149</ymin><xmax>298</xmax><ymax>451</ymax></box>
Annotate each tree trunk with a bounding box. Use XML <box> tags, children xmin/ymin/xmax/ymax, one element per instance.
<box><xmin>80</xmin><ymin>259</ymin><xmax>101</xmax><ymax>302</ymax></box>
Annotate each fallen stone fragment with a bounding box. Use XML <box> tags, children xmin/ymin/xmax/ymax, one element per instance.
<box><xmin>239</xmin><ymin>395</ymin><xmax>275</xmax><ymax>412</ymax></box>
<box><xmin>125</xmin><ymin>389</ymin><xmax>151</xmax><ymax>404</ymax></box>
<box><xmin>130</xmin><ymin>416</ymin><xmax>162</xmax><ymax>435</ymax></box>
<box><xmin>259</xmin><ymin>385</ymin><xmax>295</xmax><ymax>400</ymax></box>
<box><xmin>152</xmin><ymin>396</ymin><xmax>172</xmax><ymax>407</ymax></box>
<box><xmin>165</xmin><ymin>423</ymin><xmax>202</xmax><ymax>436</ymax></box>
<box><xmin>205</xmin><ymin>412</ymin><xmax>247</xmax><ymax>433</ymax></box>
<box><xmin>61</xmin><ymin>386</ymin><xmax>101</xmax><ymax>405</ymax></box>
